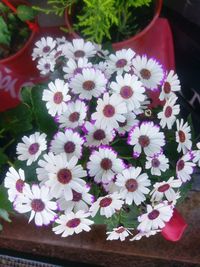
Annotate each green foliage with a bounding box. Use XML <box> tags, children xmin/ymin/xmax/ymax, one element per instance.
<box><xmin>76</xmin><ymin>0</ymin><xmax>118</xmax><ymax>43</ymax></box>
<box><xmin>33</xmin><ymin>0</ymin><xmax>76</xmax><ymax>16</ymax></box>
<box><xmin>0</xmin><ymin>16</ymin><xmax>11</xmax><ymax>46</ymax></box>
<box><xmin>0</xmin><ymin>185</ymin><xmax>12</xmax><ymax>230</ymax></box>
<box><xmin>16</xmin><ymin>5</ymin><xmax>36</xmax><ymax>21</ymax></box>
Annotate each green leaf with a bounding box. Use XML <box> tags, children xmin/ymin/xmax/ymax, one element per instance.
<box><xmin>93</xmin><ymin>211</ymin><xmax>106</xmax><ymax>225</ymax></box>
<box><xmin>0</xmin><ymin>185</ymin><xmax>12</xmax><ymax>212</ymax></box>
<box><xmin>31</xmin><ymin>85</ymin><xmax>57</xmax><ymax>136</ymax></box>
<box><xmin>17</xmin><ymin>5</ymin><xmax>35</xmax><ymax>21</ymax></box>
<box><xmin>0</xmin><ymin>149</ymin><xmax>8</xmax><ymax>167</ymax></box>
<box><xmin>0</xmin><ymin>208</ymin><xmax>11</xmax><ymax>222</ymax></box>
<box><xmin>20</xmin><ymin>86</ymin><xmax>33</xmax><ymax>106</ymax></box>
<box><xmin>0</xmin><ymin>17</ymin><xmax>11</xmax><ymax>46</ymax></box>
<box><xmin>120</xmin><ymin>205</ymin><xmax>139</xmax><ymax>228</ymax></box>
<box><xmin>14</xmin><ymin>159</ymin><xmax>38</xmax><ymax>183</ymax></box>
<box><xmin>0</xmin><ymin>104</ymin><xmax>33</xmax><ymax>135</ymax></box>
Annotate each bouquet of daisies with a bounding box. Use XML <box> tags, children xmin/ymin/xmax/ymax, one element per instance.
<box><xmin>4</xmin><ymin>37</ymin><xmax>200</xmax><ymax>242</ymax></box>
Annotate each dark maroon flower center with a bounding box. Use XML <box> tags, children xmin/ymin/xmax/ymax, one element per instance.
<box><xmin>100</xmin><ymin>158</ymin><xmax>112</xmax><ymax>170</ymax></box>
<box><xmin>163</xmin><ymin>82</ymin><xmax>171</xmax><ymax>94</ymax></box>
<box><xmin>83</xmin><ymin>80</ymin><xmax>95</xmax><ymax>91</ymax></box>
<box><xmin>178</xmin><ymin>130</ymin><xmax>186</xmax><ymax>143</ymax></box>
<box><xmin>103</xmin><ymin>104</ymin><xmax>115</xmax><ymax>118</ymax></box>
<box><xmin>139</xmin><ymin>135</ymin><xmax>150</xmax><ymax>148</ymax></box>
<box><xmin>158</xmin><ymin>183</ymin><xmax>170</xmax><ymax>192</ymax></box>
<box><xmin>115</xmin><ymin>227</ymin><xmax>125</xmax><ymax>234</ymax></box>
<box><xmin>44</xmin><ymin>63</ymin><xmax>50</xmax><ymax>70</ymax></box>
<box><xmin>116</xmin><ymin>59</ymin><xmax>127</xmax><ymax>68</ymax></box>
<box><xmin>66</xmin><ymin>218</ymin><xmax>81</xmax><ymax>228</ymax></box>
<box><xmin>53</xmin><ymin>92</ymin><xmax>63</xmax><ymax>104</ymax></box>
<box><xmin>43</xmin><ymin>46</ymin><xmax>51</xmax><ymax>53</ymax></box>
<box><xmin>120</xmin><ymin>86</ymin><xmax>133</xmax><ymax>99</ymax></box>
<box><xmin>54</xmin><ymin>50</ymin><xmax>62</xmax><ymax>58</ymax></box>
<box><xmin>140</xmin><ymin>68</ymin><xmax>151</xmax><ymax>80</ymax></box>
<box><xmin>125</xmin><ymin>178</ymin><xmax>138</xmax><ymax>192</ymax></box>
<box><xmin>28</xmin><ymin>143</ymin><xmax>39</xmax><ymax>155</ymax></box>
<box><xmin>69</xmin><ymin>112</ymin><xmax>80</xmax><ymax>122</ymax></box>
<box><xmin>148</xmin><ymin>209</ymin><xmax>160</xmax><ymax>220</ymax></box>
<box><xmin>164</xmin><ymin>106</ymin><xmax>172</xmax><ymax>118</ymax></box>
<box><xmin>99</xmin><ymin>197</ymin><xmax>112</xmax><ymax>207</ymax></box>
<box><xmin>177</xmin><ymin>159</ymin><xmax>185</xmax><ymax>171</ymax></box>
<box><xmin>15</xmin><ymin>179</ymin><xmax>24</xmax><ymax>193</ymax></box>
<box><xmin>64</xmin><ymin>141</ymin><xmax>75</xmax><ymax>153</ymax></box>
<box><xmin>118</xmin><ymin>119</ymin><xmax>127</xmax><ymax>127</ymax></box>
<box><xmin>74</xmin><ymin>50</ymin><xmax>85</xmax><ymax>58</ymax></box>
<box><xmin>31</xmin><ymin>199</ymin><xmax>45</xmax><ymax>212</ymax></box>
<box><xmin>72</xmin><ymin>190</ymin><xmax>82</xmax><ymax>202</ymax></box>
<box><xmin>93</xmin><ymin>129</ymin><xmax>106</xmax><ymax>141</ymax></box>
<box><xmin>151</xmin><ymin>158</ymin><xmax>160</xmax><ymax>168</ymax></box>
<box><xmin>57</xmin><ymin>168</ymin><xmax>72</xmax><ymax>184</ymax></box>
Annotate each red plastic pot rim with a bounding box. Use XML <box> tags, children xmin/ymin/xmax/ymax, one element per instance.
<box><xmin>0</xmin><ymin>0</ymin><xmax>37</xmax><ymax>64</ymax></box>
<box><xmin>64</xmin><ymin>0</ymin><xmax>163</xmax><ymax>44</ymax></box>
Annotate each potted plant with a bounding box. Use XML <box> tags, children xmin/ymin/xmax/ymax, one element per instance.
<box><xmin>1</xmin><ymin>36</ymin><xmax>200</xmax><ymax>242</ymax></box>
<box><xmin>0</xmin><ymin>0</ymin><xmax>40</xmax><ymax>112</ymax></box>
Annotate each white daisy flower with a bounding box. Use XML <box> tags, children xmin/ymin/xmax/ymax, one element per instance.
<box><xmin>159</xmin><ymin>70</ymin><xmax>181</xmax><ymax>101</ymax></box>
<box><xmin>95</xmin><ymin>61</ymin><xmax>111</xmax><ymax>79</ymax></box>
<box><xmin>90</xmin><ymin>193</ymin><xmax>124</xmax><ymax>218</ymax></box>
<box><xmin>176</xmin><ymin>119</ymin><xmax>192</xmax><ymax>154</ymax></box>
<box><xmin>63</xmin><ymin>57</ymin><xmax>92</xmax><ymax>80</ymax></box>
<box><xmin>44</xmin><ymin>153</ymin><xmax>87</xmax><ymax>200</ymax></box>
<box><xmin>37</xmin><ymin>57</ymin><xmax>56</xmax><ymax>75</ymax></box>
<box><xmin>16</xmin><ymin>132</ymin><xmax>47</xmax><ymax>166</ymax></box>
<box><xmin>132</xmin><ymin>55</ymin><xmax>164</xmax><ymax>90</ymax></box>
<box><xmin>137</xmin><ymin>202</ymin><xmax>174</xmax><ymax>232</ymax></box>
<box><xmin>36</xmin><ymin>152</ymin><xmax>57</xmax><ymax>185</ymax></box>
<box><xmin>69</xmin><ymin>68</ymin><xmax>107</xmax><ymax>100</ymax></box>
<box><xmin>115</xmin><ymin>167</ymin><xmax>151</xmax><ymax>205</ymax></box>
<box><xmin>110</xmin><ymin>73</ymin><xmax>145</xmax><ymax>111</ymax></box>
<box><xmin>53</xmin><ymin>210</ymin><xmax>94</xmax><ymax>237</ymax></box>
<box><xmin>87</xmin><ymin>146</ymin><xmax>125</xmax><ymax>184</ymax></box>
<box><xmin>150</xmin><ymin>176</ymin><xmax>182</xmax><ymax>202</ymax></box>
<box><xmin>4</xmin><ymin>167</ymin><xmax>26</xmax><ymax>202</ymax></box>
<box><xmin>58</xmin><ymin>100</ymin><xmax>87</xmax><ymax>129</ymax></box>
<box><xmin>84</xmin><ymin>121</ymin><xmax>115</xmax><ymax>147</ymax></box>
<box><xmin>145</xmin><ymin>153</ymin><xmax>169</xmax><ymax>176</ymax></box>
<box><xmin>130</xmin><ymin>229</ymin><xmax>161</xmax><ymax>241</ymax></box>
<box><xmin>32</xmin><ymin>37</ymin><xmax>56</xmax><ymax>60</ymax></box>
<box><xmin>107</xmin><ymin>48</ymin><xmax>135</xmax><ymax>75</ymax></box>
<box><xmin>102</xmin><ymin>179</ymin><xmax>121</xmax><ymax>194</ymax></box>
<box><xmin>50</xmin><ymin>129</ymin><xmax>84</xmax><ymax>159</ymax></box>
<box><xmin>56</xmin><ymin>36</ymin><xmax>68</xmax><ymax>45</ymax></box>
<box><xmin>14</xmin><ymin>184</ymin><xmax>57</xmax><ymax>226</ymax></box>
<box><xmin>176</xmin><ymin>152</ymin><xmax>195</xmax><ymax>182</ymax></box>
<box><xmin>116</xmin><ymin>112</ymin><xmax>138</xmax><ymax>136</ymax></box>
<box><xmin>128</xmin><ymin>122</ymin><xmax>165</xmax><ymax>157</ymax></box>
<box><xmin>57</xmin><ymin>186</ymin><xmax>94</xmax><ymax>212</ymax></box>
<box><xmin>62</xmin><ymin>39</ymin><xmax>97</xmax><ymax>60</ymax></box>
<box><xmin>92</xmin><ymin>93</ymin><xmax>127</xmax><ymax>131</ymax></box>
<box><xmin>106</xmin><ymin>226</ymin><xmax>132</xmax><ymax>241</ymax></box>
<box><xmin>42</xmin><ymin>79</ymin><xmax>71</xmax><ymax>117</ymax></box>
<box><xmin>157</xmin><ymin>96</ymin><xmax>180</xmax><ymax>129</ymax></box>
<box><xmin>192</xmin><ymin>142</ymin><xmax>200</xmax><ymax>167</ymax></box>
<box><xmin>134</xmin><ymin>97</ymin><xmax>151</xmax><ymax>115</ymax></box>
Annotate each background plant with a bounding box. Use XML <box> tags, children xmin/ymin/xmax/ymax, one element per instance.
<box><xmin>33</xmin><ymin>0</ymin><xmax>153</xmax><ymax>43</ymax></box>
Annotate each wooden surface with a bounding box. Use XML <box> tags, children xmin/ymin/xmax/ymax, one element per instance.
<box><xmin>0</xmin><ymin>192</ymin><xmax>200</xmax><ymax>267</ymax></box>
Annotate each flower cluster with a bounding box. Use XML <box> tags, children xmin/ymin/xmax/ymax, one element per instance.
<box><xmin>4</xmin><ymin>37</ymin><xmax>200</xmax><ymax>242</ymax></box>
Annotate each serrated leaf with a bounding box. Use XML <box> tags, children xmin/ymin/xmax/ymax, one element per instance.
<box><xmin>120</xmin><ymin>205</ymin><xmax>139</xmax><ymax>228</ymax></box>
<box><xmin>20</xmin><ymin>86</ymin><xmax>33</xmax><ymax>106</ymax></box>
<box><xmin>0</xmin><ymin>208</ymin><xmax>11</xmax><ymax>222</ymax></box>
<box><xmin>92</xmin><ymin>211</ymin><xmax>106</xmax><ymax>225</ymax></box>
<box><xmin>17</xmin><ymin>5</ymin><xmax>35</xmax><ymax>21</ymax></box>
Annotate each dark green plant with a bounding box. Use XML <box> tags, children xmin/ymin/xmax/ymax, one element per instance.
<box><xmin>33</xmin><ymin>0</ymin><xmax>153</xmax><ymax>43</ymax></box>
<box><xmin>0</xmin><ymin>2</ymin><xmax>35</xmax><ymax>58</ymax></box>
